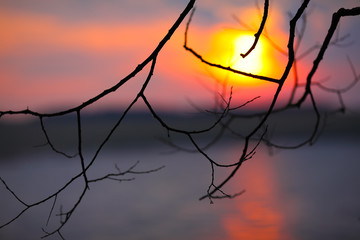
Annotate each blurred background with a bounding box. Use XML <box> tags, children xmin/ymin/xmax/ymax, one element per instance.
<box><xmin>1</xmin><ymin>0</ymin><xmax>360</xmax><ymax>239</ymax></box>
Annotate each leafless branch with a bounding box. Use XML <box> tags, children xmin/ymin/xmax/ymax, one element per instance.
<box><xmin>240</xmin><ymin>0</ymin><xmax>269</xmax><ymax>58</ymax></box>
<box><xmin>0</xmin><ymin>0</ymin><xmax>359</xmax><ymax>238</ymax></box>
<box><xmin>184</xmin><ymin>7</ymin><xmax>279</xmax><ymax>84</ymax></box>
<box><xmin>0</xmin><ymin>1</ymin><xmax>196</xmax><ymax>238</ymax></box>
<box><xmin>39</xmin><ymin>117</ymin><xmax>77</xmax><ymax>158</ymax></box>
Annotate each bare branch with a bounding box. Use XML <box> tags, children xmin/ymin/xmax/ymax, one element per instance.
<box><xmin>76</xmin><ymin>110</ymin><xmax>89</xmax><ymax>190</ymax></box>
<box><xmin>89</xmin><ymin>162</ymin><xmax>165</xmax><ymax>183</ymax></box>
<box><xmin>1</xmin><ymin>1</ymin><xmax>359</xmax><ymax>238</ymax></box>
<box><xmin>39</xmin><ymin>117</ymin><xmax>77</xmax><ymax>158</ymax></box>
<box><xmin>296</xmin><ymin>6</ymin><xmax>360</xmax><ymax>106</ymax></box>
<box><xmin>240</xmin><ymin>0</ymin><xmax>269</xmax><ymax>58</ymax></box>
<box><xmin>0</xmin><ymin>0</ymin><xmax>196</xmax><ymax>119</ymax></box>
<box><xmin>46</xmin><ymin>195</ymin><xmax>57</xmax><ymax>227</ymax></box>
<box><xmin>184</xmin><ymin>8</ymin><xmax>279</xmax><ymax>84</ymax></box>
<box><xmin>0</xmin><ymin>177</ymin><xmax>29</xmax><ymax>207</ymax></box>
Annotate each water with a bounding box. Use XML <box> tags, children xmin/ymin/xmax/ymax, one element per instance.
<box><xmin>1</xmin><ymin>138</ymin><xmax>359</xmax><ymax>240</ymax></box>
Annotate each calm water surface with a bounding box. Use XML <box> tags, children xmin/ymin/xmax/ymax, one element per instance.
<box><xmin>0</xmin><ymin>139</ymin><xmax>360</xmax><ymax>240</ymax></box>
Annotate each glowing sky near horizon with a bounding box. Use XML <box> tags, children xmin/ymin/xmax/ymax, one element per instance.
<box><xmin>0</xmin><ymin>0</ymin><xmax>359</xmax><ymax>112</ymax></box>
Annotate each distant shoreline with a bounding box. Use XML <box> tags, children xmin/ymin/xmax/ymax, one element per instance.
<box><xmin>1</xmin><ymin>109</ymin><xmax>359</xmax><ymax>158</ymax></box>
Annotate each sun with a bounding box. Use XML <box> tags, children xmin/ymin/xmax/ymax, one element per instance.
<box><xmin>231</xmin><ymin>34</ymin><xmax>264</xmax><ymax>74</ymax></box>
<box><xmin>203</xmin><ymin>28</ymin><xmax>273</xmax><ymax>86</ymax></box>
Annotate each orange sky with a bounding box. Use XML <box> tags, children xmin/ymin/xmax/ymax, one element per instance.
<box><xmin>1</xmin><ymin>0</ymin><xmax>359</xmax><ymax>112</ymax></box>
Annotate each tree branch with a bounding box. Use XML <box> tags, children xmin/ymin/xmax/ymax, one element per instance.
<box><xmin>240</xmin><ymin>0</ymin><xmax>269</xmax><ymax>58</ymax></box>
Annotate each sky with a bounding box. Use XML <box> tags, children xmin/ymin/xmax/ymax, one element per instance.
<box><xmin>1</xmin><ymin>0</ymin><xmax>359</xmax><ymax>113</ymax></box>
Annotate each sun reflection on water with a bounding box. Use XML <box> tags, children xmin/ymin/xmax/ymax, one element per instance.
<box><xmin>220</xmin><ymin>152</ymin><xmax>293</xmax><ymax>240</ymax></box>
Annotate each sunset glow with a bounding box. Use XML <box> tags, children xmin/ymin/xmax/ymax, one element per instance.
<box><xmin>1</xmin><ymin>1</ymin><xmax>359</xmax><ymax>112</ymax></box>
<box><xmin>232</xmin><ymin>34</ymin><xmax>264</xmax><ymax>74</ymax></box>
<box><xmin>1</xmin><ymin>1</ymin><xmax>360</xmax><ymax>239</ymax></box>
<box><xmin>202</xmin><ymin>28</ymin><xmax>276</xmax><ymax>87</ymax></box>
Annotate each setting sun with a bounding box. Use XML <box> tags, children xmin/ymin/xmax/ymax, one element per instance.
<box><xmin>232</xmin><ymin>34</ymin><xmax>264</xmax><ymax>74</ymax></box>
<box><xmin>202</xmin><ymin>28</ymin><xmax>277</xmax><ymax>87</ymax></box>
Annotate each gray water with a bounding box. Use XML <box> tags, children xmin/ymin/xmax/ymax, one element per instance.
<box><xmin>1</xmin><ymin>138</ymin><xmax>360</xmax><ymax>240</ymax></box>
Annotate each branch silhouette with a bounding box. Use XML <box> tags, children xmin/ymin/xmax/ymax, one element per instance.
<box><xmin>0</xmin><ymin>1</ymin><xmax>196</xmax><ymax>238</ymax></box>
<box><xmin>183</xmin><ymin>0</ymin><xmax>359</xmax><ymax>200</ymax></box>
<box><xmin>0</xmin><ymin>0</ymin><xmax>359</xmax><ymax>239</ymax></box>
<box><xmin>240</xmin><ymin>0</ymin><xmax>269</xmax><ymax>58</ymax></box>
